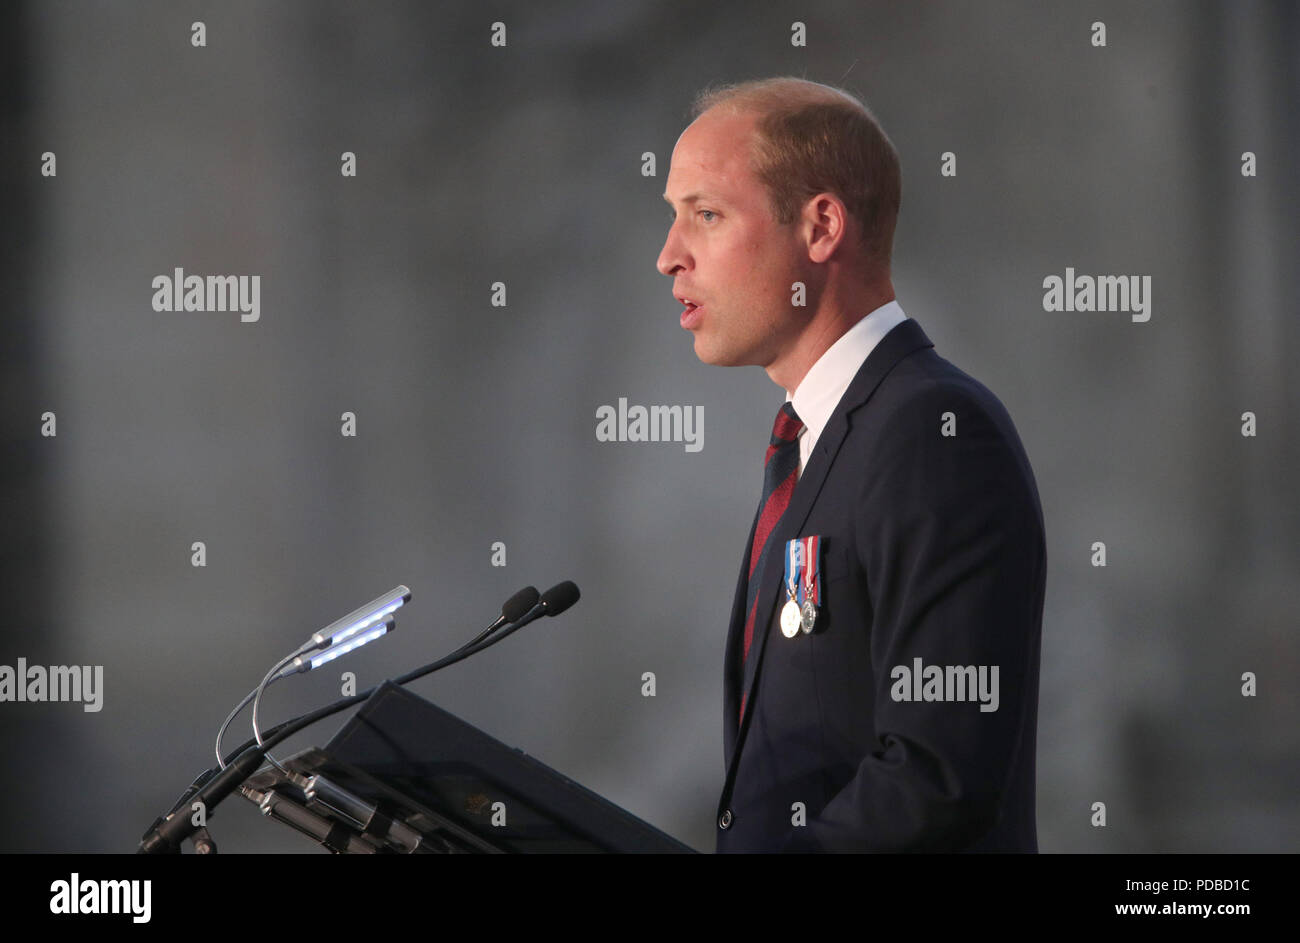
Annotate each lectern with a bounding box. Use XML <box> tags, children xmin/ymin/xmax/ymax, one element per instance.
<box><xmin>241</xmin><ymin>681</ymin><xmax>694</xmax><ymax>853</ymax></box>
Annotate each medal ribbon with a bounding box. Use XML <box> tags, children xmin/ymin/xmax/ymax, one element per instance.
<box><xmin>785</xmin><ymin>539</ymin><xmax>800</xmax><ymax>604</ymax></box>
<box><xmin>801</xmin><ymin>536</ymin><xmax>820</xmax><ymax>608</ymax></box>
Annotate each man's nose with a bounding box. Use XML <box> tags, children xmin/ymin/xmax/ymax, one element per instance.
<box><xmin>656</xmin><ymin>225</ymin><xmax>689</xmax><ymax>277</ymax></box>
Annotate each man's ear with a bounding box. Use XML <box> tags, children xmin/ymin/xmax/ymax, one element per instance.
<box><xmin>803</xmin><ymin>193</ymin><xmax>849</xmax><ymax>264</ymax></box>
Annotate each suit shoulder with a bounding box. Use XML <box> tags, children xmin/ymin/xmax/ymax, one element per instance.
<box><xmin>870</xmin><ymin>346</ymin><xmax>1044</xmax><ymax>527</ymax></box>
<box><xmin>885</xmin><ymin>345</ymin><xmax>1007</xmax><ymax>404</ymax></box>
<box><xmin>874</xmin><ymin>350</ymin><xmax>1016</xmax><ymax>438</ymax></box>
<box><xmin>865</xmin><ymin>348</ymin><xmax>1040</xmax><ymax>501</ymax></box>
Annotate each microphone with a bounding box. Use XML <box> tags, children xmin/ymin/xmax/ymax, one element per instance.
<box><xmin>387</xmin><ymin>581</ymin><xmax>581</xmax><ymax>685</ymax></box>
<box><xmin>141</xmin><ymin>583</ymin><xmax>573</xmax><ymax>853</ymax></box>
<box><xmin>503</xmin><ymin>585</ymin><xmax>544</xmax><ymax>622</ymax></box>
<box><xmin>459</xmin><ymin>586</ymin><xmax>539</xmax><ymax>650</ymax></box>
<box><xmin>219</xmin><ymin>586</ymin><xmax>546</xmax><ymax>773</ymax></box>
<box><xmin>539</xmin><ymin>580</ymin><xmax>580</xmax><ymax>617</ymax></box>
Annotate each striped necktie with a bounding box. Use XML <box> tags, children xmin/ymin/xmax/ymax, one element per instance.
<box><xmin>738</xmin><ymin>401</ymin><xmax>804</xmax><ymax>723</ymax></box>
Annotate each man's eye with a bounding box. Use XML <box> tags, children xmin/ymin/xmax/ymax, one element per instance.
<box><xmin>699</xmin><ymin>210</ymin><xmax>716</xmax><ymax>222</ymax></box>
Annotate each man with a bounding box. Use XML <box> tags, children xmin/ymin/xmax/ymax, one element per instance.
<box><xmin>657</xmin><ymin>78</ymin><xmax>1046</xmax><ymax>853</ymax></box>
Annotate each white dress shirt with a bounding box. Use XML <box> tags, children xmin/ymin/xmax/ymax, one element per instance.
<box><xmin>786</xmin><ymin>300</ymin><xmax>909</xmax><ymax>476</ymax></box>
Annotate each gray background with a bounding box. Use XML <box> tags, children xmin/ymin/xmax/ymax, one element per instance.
<box><xmin>1</xmin><ymin>0</ymin><xmax>1296</xmax><ymax>853</ymax></box>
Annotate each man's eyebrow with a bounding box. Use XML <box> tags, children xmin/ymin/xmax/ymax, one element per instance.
<box><xmin>662</xmin><ymin>192</ymin><xmax>718</xmax><ymax>206</ymax></box>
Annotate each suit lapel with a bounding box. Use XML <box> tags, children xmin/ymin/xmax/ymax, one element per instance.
<box><xmin>721</xmin><ymin>318</ymin><xmax>935</xmax><ymax>781</ymax></box>
<box><xmin>722</xmin><ymin>506</ymin><xmax>760</xmax><ymax>764</ymax></box>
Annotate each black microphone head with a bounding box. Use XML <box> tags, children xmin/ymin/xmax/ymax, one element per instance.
<box><xmin>503</xmin><ymin>586</ymin><xmax>540</xmax><ymax>623</ymax></box>
<box><xmin>539</xmin><ymin>581</ymin><xmax>580</xmax><ymax>617</ymax></box>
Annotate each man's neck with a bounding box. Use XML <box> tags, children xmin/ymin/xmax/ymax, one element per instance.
<box><xmin>765</xmin><ymin>279</ymin><xmax>896</xmax><ymax>394</ymax></box>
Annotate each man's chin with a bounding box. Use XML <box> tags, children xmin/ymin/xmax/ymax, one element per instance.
<box><xmin>692</xmin><ymin>335</ymin><xmax>746</xmax><ymax>367</ymax></box>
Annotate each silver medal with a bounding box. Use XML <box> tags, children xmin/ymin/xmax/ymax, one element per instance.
<box><xmin>780</xmin><ymin>599</ymin><xmax>802</xmax><ymax>638</ymax></box>
<box><xmin>800</xmin><ymin>599</ymin><xmax>818</xmax><ymax>633</ymax></box>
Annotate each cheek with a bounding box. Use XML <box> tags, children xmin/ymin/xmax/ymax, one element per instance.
<box><xmin>722</xmin><ymin>238</ymin><xmax>776</xmax><ymax>286</ymax></box>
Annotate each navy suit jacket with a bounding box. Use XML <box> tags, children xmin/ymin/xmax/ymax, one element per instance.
<box><xmin>716</xmin><ymin>317</ymin><xmax>1046</xmax><ymax>853</ymax></box>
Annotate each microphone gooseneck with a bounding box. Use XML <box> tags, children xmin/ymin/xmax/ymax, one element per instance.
<box><xmin>140</xmin><ymin>581</ymin><xmax>579</xmax><ymax>854</ymax></box>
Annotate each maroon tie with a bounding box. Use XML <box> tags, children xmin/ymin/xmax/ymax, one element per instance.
<box><xmin>738</xmin><ymin>401</ymin><xmax>804</xmax><ymax>724</ymax></box>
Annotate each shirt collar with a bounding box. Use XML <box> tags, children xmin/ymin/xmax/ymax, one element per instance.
<box><xmin>786</xmin><ymin>300</ymin><xmax>909</xmax><ymax>443</ymax></box>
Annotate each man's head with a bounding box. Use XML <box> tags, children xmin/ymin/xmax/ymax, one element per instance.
<box><xmin>657</xmin><ymin>77</ymin><xmax>901</xmax><ymax>384</ymax></box>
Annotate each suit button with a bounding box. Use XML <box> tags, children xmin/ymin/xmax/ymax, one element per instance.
<box><xmin>718</xmin><ymin>809</ymin><xmax>733</xmax><ymax>830</ymax></box>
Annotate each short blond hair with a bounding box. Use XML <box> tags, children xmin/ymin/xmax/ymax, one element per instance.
<box><xmin>692</xmin><ymin>77</ymin><xmax>901</xmax><ymax>272</ymax></box>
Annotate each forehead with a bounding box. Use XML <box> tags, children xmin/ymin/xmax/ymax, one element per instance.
<box><xmin>664</xmin><ymin>108</ymin><xmax>762</xmax><ymax>202</ymax></box>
